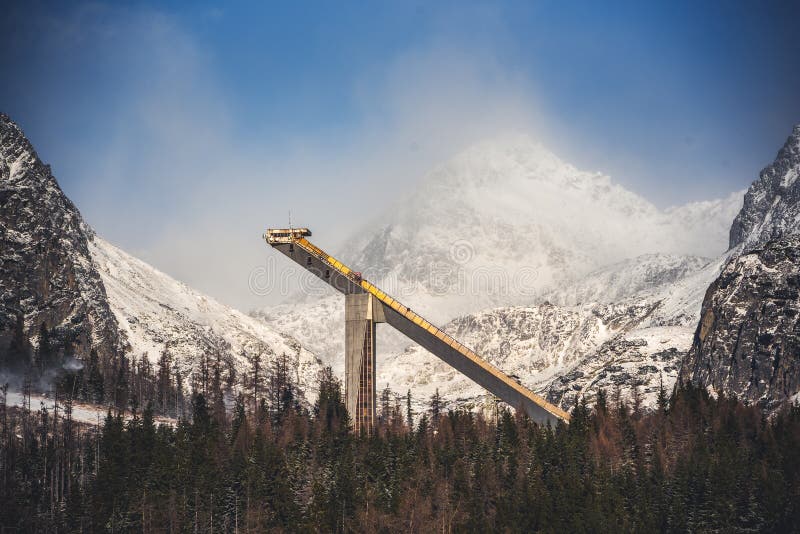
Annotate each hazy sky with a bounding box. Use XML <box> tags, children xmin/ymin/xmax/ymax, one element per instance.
<box><xmin>2</xmin><ymin>1</ymin><xmax>799</xmax><ymax>310</ymax></box>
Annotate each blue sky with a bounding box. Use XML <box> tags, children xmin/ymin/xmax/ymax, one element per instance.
<box><xmin>2</xmin><ymin>1</ymin><xmax>799</xmax><ymax>309</ymax></box>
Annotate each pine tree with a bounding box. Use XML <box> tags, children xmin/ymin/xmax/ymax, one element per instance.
<box><xmin>595</xmin><ymin>388</ymin><xmax>608</xmax><ymax>414</ymax></box>
<box><xmin>210</xmin><ymin>350</ymin><xmax>226</xmax><ymax>423</ymax></box>
<box><xmin>35</xmin><ymin>322</ymin><xmax>53</xmax><ymax>374</ymax></box>
<box><xmin>79</xmin><ymin>348</ymin><xmax>103</xmax><ymax>403</ymax></box>
<box><xmin>268</xmin><ymin>352</ymin><xmax>296</xmax><ymax>422</ymax></box>
<box><xmin>406</xmin><ymin>389</ymin><xmax>414</xmax><ymax>431</ymax></box>
<box><xmin>430</xmin><ymin>389</ymin><xmax>442</xmax><ymax>428</ymax></box>
<box><xmin>230</xmin><ymin>393</ymin><xmax>247</xmax><ymax>445</ymax></box>
<box><xmin>657</xmin><ymin>374</ymin><xmax>669</xmax><ymax>414</ymax></box>
<box><xmin>157</xmin><ymin>347</ymin><xmax>173</xmax><ymax>414</ymax></box>
<box><xmin>114</xmin><ymin>356</ymin><xmax>130</xmax><ymax>410</ymax></box>
<box><xmin>6</xmin><ymin>312</ymin><xmax>31</xmax><ymax>371</ymax></box>
<box><xmin>380</xmin><ymin>386</ymin><xmax>392</xmax><ymax>424</ymax></box>
<box><xmin>246</xmin><ymin>352</ymin><xmax>263</xmax><ymax>414</ymax></box>
<box><xmin>314</xmin><ymin>366</ymin><xmax>348</xmax><ymax>433</ymax></box>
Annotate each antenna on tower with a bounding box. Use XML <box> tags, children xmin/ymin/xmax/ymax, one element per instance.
<box><xmin>289</xmin><ymin>210</ymin><xmax>292</xmax><ymax>231</ymax></box>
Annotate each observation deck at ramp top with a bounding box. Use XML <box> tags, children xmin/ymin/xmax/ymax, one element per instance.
<box><xmin>264</xmin><ymin>227</ymin><xmax>570</xmax><ymax>427</ymax></box>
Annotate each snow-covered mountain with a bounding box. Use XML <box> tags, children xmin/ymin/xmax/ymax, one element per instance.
<box><xmin>339</xmin><ymin>137</ymin><xmax>741</xmax><ymax>316</ymax></box>
<box><xmin>679</xmin><ymin>124</ymin><xmax>800</xmax><ymax>411</ymax></box>
<box><xmin>264</xmin><ymin>136</ymin><xmax>742</xmax><ymax>382</ymax></box>
<box><xmin>0</xmin><ymin>114</ymin><xmax>323</xmax><ymax>402</ymax></box>
<box><xmin>543</xmin><ymin>253</ymin><xmax>711</xmax><ymax>308</ymax></box>
<box><xmin>371</xmin><ymin>125</ymin><xmax>800</xmax><ymax>415</ymax></box>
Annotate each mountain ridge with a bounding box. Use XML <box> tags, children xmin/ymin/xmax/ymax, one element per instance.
<box><xmin>0</xmin><ymin>113</ymin><xmax>323</xmax><ymax>403</ymax></box>
<box><xmin>730</xmin><ymin>124</ymin><xmax>800</xmax><ymax>250</ymax></box>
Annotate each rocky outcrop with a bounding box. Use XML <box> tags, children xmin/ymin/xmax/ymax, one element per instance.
<box><xmin>679</xmin><ymin>236</ymin><xmax>800</xmax><ymax>410</ymax></box>
<box><xmin>0</xmin><ymin>113</ymin><xmax>323</xmax><ymax>400</ymax></box>
<box><xmin>729</xmin><ymin>124</ymin><xmax>800</xmax><ymax>251</ymax></box>
<box><xmin>0</xmin><ymin>113</ymin><xmax>123</xmax><ymax>361</ymax></box>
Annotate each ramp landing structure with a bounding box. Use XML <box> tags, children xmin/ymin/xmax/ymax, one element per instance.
<box><xmin>265</xmin><ymin>228</ymin><xmax>570</xmax><ymax>432</ymax></box>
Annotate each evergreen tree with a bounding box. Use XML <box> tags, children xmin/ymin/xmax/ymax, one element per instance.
<box><xmin>406</xmin><ymin>389</ymin><xmax>414</xmax><ymax>431</ymax></box>
<box><xmin>1</xmin><ymin>352</ymin><xmax>799</xmax><ymax>531</ymax></box>
<box><xmin>6</xmin><ymin>312</ymin><xmax>31</xmax><ymax>371</ymax></box>
<box><xmin>247</xmin><ymin>351</ymin><xmax>263</xmax><ymax>413</ymax></box>
<box><xmin>380</xmin><ymin>385</ymin><xmax>392</xmax><ymax>424</ymax></box>
<box><xmin>430</xmin><ymin>388</ymin><xmax>441</xmax><ymax>428</ymax></box>
<box><xmin>156</xmin><ymin>347</ymin><xmax>173</xmax><ymax>414</ymax></box>
<box><xmin>657</xmin><ymin>373</ymin><xmax>669</xmax><ymax>414</ymax></box>
<box><xmin>85</xmin><ymin>348</ymin><xmax>105</xmax><ymax>403</ymax></box>
<box><xmin>35</xmin><ymin>322</ymin><xmax>53</xmax><ymax>374</ymax></box>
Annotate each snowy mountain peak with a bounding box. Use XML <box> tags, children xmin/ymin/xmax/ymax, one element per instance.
<box><xmin>435</xmin><ymin>135</ymin><xmax>591</xmax><ymax>186</ymax></box>
<box><xmin>338</xmin><ymin>135</ymin><xmax>742</xmax><ymax>322</ymax></box>
<box><xmin>420</xmin><ymin>135</ymin><xmax>641</xmax><ymax>213</ymax></box>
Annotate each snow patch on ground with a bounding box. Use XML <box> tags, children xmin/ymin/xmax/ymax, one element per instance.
<box><xmin>5</xmin><ymin>390</ymin><xmax>177</xmax><ymax>427</ymax></box>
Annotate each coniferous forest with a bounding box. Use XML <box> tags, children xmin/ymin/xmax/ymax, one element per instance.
<box><xmin>1</xmin><ymin>349</ymin><xmax>799</xmax><ymax>533</ymax></box>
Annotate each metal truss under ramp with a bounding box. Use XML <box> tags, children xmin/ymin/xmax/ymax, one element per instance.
<box><xmin>264</xmin><ymin>228</ymin><xmax>570</xmax><ymax>431</ymax></box>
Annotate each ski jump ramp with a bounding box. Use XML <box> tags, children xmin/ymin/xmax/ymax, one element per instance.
<box><xmin>265</xmin><ymin>228</ymin><xmax>570</xmax><ymax>431</ymax></box>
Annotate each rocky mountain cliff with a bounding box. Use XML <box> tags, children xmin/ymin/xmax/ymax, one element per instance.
<box><xmin>0</xmin><ymin>113</ymin><xmax>123</xmax><ymax>362</ymax></box>
<box><xmin>679</xmin><ymin>236</ymin><xmax>800</xmax><ymax>409</ymax></box>
<box><xmin>0</xmin><ymin>114</ymin><xmax>322</xmax><ymax>401</ymax></box>
<box><xmin>729</xmin><ymin>125</ymin><xmax>800</xmax><ymax>251</ymax></box>
<box><xmin>675</xmin><ymin>123</ymin><xmax>800</xmax><ymax>411</ymax></box>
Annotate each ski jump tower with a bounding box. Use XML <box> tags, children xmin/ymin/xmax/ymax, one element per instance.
<box><xmin>265</xmin><ymin>228</ymin><xmax>570</xmax><ymax>433</ymax></box>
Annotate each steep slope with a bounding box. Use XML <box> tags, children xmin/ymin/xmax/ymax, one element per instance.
<box><xmin>730</xmin><ymin>124</ymin><xmax>800</xmax><ymax>251</ymax></box>
<box><xmin>679</xmin><ymin>236</ymin><xmax>800</xmax><ymax>410</ymax></box>
<box><xmin>541</xmin><ymin>252</ymin><xmax>732</xmax><ymax>408</ymax></box>
<box><xmin>0</xmin><ymin>113</ymin><xmax>123</xmax><ymax>362</ymax></box>
<box><xmin>0</xmin><ymin>113</ymin><xmax>322</xmax><ymax>401</ymax></box>
<box><xmin>90</xmin><ymin>237</ymin><xmax>323</xmax><ymax>400</ymax></box>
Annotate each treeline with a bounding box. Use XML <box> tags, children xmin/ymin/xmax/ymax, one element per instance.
<box><xmin>1</xmin><ymin>364</ymin><xmax>800</xmax><ymax>532</ymax></box>
<box><xmin>0</xmin><ymin>317</ymin><xmax>246</xmax><ymax>418</ymax></box>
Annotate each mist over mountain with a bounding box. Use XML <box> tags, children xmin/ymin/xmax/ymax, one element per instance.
<box><xmin>340</xmin><ymin>136</ymin><xmax>742</xmax><ymax>315</ymax></box>
<box><xmin>266</xmin><ymin>126</ymin><xmax>800</xmax><ymax>416</ymax></box>
<box><xmin>368</xmin><ymin>124</ymin><xmax>800</xmax><ymax>414</ymax></box>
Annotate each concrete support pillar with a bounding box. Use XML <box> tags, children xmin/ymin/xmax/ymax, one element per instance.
<box><xmin>344</xmin><ymin>293</ymin><xmax>384</xmax><ymax>434</ymax></box>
